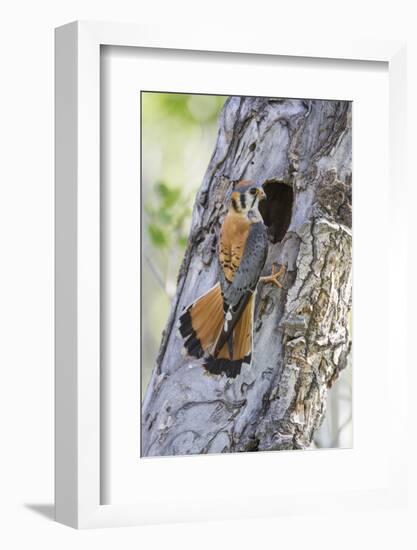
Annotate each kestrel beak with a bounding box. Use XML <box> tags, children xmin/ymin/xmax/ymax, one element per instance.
<box><xmin>258</xmin><ymin>188</ymin><xmax>266</xmax><ymax>201</ymax></box>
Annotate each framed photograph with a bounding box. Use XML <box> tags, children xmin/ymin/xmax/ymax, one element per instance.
<box><xmin>55</xmin><ymin>21</ymin><xmax>407</xmax><ymax>528</ymax></box>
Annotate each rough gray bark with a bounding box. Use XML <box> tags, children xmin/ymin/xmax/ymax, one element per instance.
<box><xmin>142</xmin><ymin>97</ymin><xmax>352</xmax><ymax>456</ymax></box>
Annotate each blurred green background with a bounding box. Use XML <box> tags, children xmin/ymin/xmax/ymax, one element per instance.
<box><xmin>141</xmin><ymin>92</ymin><xmax>227</xmax><ymax>397</ymax></box>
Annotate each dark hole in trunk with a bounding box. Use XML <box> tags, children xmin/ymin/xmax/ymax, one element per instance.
<box><xmin>259</xmin><ymin>181</ymin><xmax>294</xmax><ymax>243</ymax></box>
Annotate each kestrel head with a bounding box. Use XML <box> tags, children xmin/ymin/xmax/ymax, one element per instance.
<box><xmin>230</xmin><ymin>179</ymin><xmax>266</xmax><ymax>214</ymax></box>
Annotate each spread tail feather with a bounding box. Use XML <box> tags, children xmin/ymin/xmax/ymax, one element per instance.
<box><xmin>178</xmin><ymin>283</ymin><xmax>224</xmax><ymax>359</ymax></box>
<box><xmin>203</xmin><ymin>293</ymin><xmax>254</xmax><ymax>378</ymax></box>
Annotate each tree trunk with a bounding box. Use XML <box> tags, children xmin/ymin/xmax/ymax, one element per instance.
<box><xmin>142</xmin><ymin>97</ymin><xmax>352</xmax><ymax>456</ymax></box>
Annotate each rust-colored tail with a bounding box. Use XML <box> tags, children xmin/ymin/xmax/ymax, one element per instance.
<box><xmin>178</xmin><ymin>285</ymin><xmax>254</xmax><ymax>379</ymax></box>
<box><xmin>178</xmin><ymin>284</ymin><xmax>224</xmax><ymax>359</ymax></box>
<box><xmin>203</xmin><ymin>294</ymin><xmax>254</xmax><ymax>378</ymax></box>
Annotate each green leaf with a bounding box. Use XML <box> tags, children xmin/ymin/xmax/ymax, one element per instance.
<box><xmin>155</xmin><ymin>181</ymin><xmax>170</xmax><ymax>198</ymax></box>
<box><xmin>148</xmin><ymin>224</ymin><xmax>168</xmax><ymax>248</ymax></box>
<box><xmin>155</xmin><ymin>181</ymin><xmax>182</xmax><ymax>208</ymax></box>
<box><xmin>164</xmin><ymin>189</ymin><xmax>182</xmax><ymax>208</ymax></box>
<box><xmin>177</xmin><ymin>236</ymin><xmax>188</xmax><ymax>249</ymax></box>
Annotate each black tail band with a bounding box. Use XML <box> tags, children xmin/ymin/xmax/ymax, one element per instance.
<box><xmin>203</xmin><ymin>354</ymin><xmax>251</xmax><ymax>379</ymax></box>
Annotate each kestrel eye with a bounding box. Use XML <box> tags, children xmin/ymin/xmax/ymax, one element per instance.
<box><xmin>249</xmin><ymin>188</ymin><xmax>257</xmax><ymax>195</ymax></box>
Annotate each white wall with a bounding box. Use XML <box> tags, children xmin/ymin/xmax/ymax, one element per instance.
<box><xmin>0</xmin><ymin>0</ymin><xmax>416</xmax><ymax>547</ymax></box>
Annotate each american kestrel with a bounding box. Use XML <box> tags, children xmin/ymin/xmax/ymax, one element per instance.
<box><xmin>179</xmin><ymin>180</ymin><xmax>285</xmax><ymax>378</ymax></box>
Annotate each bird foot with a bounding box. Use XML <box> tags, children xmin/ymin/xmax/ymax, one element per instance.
<box><xmin>260</xmin><ymin>263</ymin><xmax>286</xmax><ymax>288</ymax></box>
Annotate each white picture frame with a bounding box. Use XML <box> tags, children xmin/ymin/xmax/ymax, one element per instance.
<box><xmin>55</xmin><ymin>21</ymin><xmax>407</xmax><ymax>528</ymax></box>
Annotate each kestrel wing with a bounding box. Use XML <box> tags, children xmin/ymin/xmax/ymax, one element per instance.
<box><xmin>222</xmin><ymin>221</ymin><xmax>268</xmax><ymax>307</ymax></box>
<box><xmin>215</xmin><ymin>222</ymin><xmax>268</xmax><ymax>356</ymax></box>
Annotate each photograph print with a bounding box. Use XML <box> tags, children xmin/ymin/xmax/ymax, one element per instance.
<box><xmin>141</xmin><ymin>92</ymin><xmax>352</xmax><ymax>457</ymax></box>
